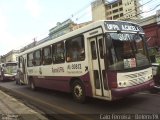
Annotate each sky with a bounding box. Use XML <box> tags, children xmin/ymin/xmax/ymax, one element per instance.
<box><xmin>0</xmin><ymin>0</ymin><xmax>160</xmax><ymax>55</ymax></box>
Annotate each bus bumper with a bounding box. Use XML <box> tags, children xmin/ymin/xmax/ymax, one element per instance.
<box><xmin>3</xmin><ymin>74</ymin><xmax>16</xmax><ymax>81</ymax></box>
<box><xmin>111</xmin><ymin>80</ymin><xmax>155</xmax><ymax>100</ymax></box>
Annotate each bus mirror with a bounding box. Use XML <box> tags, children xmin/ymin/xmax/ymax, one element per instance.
<box><xmin>106</xmin><ymin>34</ymin><xmax>112</xmax><ymax>48</ymax></box>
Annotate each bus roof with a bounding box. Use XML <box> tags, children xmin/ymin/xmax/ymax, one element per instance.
<box><xmin>18</xmin><ymin>20</ymin><xmax>141</xmax><ymax>56</ymax></box>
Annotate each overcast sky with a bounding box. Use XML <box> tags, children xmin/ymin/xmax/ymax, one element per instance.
<box><xmin>0</xmin><ymin>0</ymin><xmax>160</xmax><ymax>55</ymax></box>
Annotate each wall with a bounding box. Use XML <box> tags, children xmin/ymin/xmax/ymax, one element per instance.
<box><xmin>91</xmin><ymin>0</ymin><xmax>106</xmax><ymax>21</ymax></box>
<box><xmin>142</xmin><ymin>23</ymin><xmax>160</xmax><ymax>48</ymax></box>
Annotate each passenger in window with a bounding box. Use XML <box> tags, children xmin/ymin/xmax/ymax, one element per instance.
<box><xmin>56</xmin><ymin>43</ymin><xmax>64</xmax><ymax>62</ymax></box>
<box><xmin>67</xmin><ymin>41</ymin><xmax>81</xmax><ymax>62</ymax></box>
<box><xmin>43</xmin><ymin>48</ymin><xmax>52</xmax><ymax>65</ymax></box>
<box><xmin>72</xmin><ymin>47</ymin><xmax>81</xmax><ymax>61</ymax></box>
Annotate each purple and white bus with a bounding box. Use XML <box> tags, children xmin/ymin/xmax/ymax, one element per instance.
<box><xmin>17</xmin><ymin>20</ymin><xmax>154</xmax><ymax>102</ymax></box>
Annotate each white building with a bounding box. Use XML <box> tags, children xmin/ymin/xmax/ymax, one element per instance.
<box><xmin>91</xmin><ymin>0</ymin><xmax>141</xmax><ymax>21</ymax></box>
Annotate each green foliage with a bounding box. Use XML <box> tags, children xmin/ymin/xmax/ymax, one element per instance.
<box><xmin>156</xmin><ymin>65</ymin><xmax>160</xmax><ymax>74</ymax></box>
<box><xmin>148</xmin><ymin>47</ymin><xmax>158</xmax><ymax>56</ymax></box>
<box><xmin>156</xmin><ymin>55</ymin><xmax>160</xmax><ymax>64</ymax></box>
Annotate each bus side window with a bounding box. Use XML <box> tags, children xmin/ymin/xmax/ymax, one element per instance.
<box><xmin>43</xmin><ymin>46</ymin><xmax>52</xmax><ymax>65</ymax></box>
<box><xmin>27</xmin><ymin>52</ymin><xmax>34</xmax><ymax>67</ymax></box>
<box><xmin>66</xmin><ymin>36</ymin><xmax>85</xmax><ymax>62</ymax></box>
<box><xmin>52</xmin><ymin>42</ymin><xmax>65</xmax><ymax>64</ymax></box>
<box><xmin>34</xmin><ymin>50</ymin><xmax>41</xmax><ymax>66</ymax></box>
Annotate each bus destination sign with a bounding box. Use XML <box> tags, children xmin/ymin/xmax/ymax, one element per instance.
<box><xmin>104</xmin><ymin>21</ymin><xmax>144</xmax><ymax>33</ymax></box>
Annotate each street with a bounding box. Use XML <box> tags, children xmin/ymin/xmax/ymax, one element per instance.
<box><xmin>0</xmin><ymin>81</ymin><xmax>160</xmax><ymax>120</ymax></box>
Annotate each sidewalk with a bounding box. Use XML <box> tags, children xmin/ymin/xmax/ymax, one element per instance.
<box><xmin>0</xmin><ymin>90</ymin><xmax>48</xmax><ymax>120</ymax></box>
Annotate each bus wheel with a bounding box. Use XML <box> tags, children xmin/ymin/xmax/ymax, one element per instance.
<box><xmin>72</xmin><ymin>80</ymin><xmax>86</xmax><ymax>103</ymax></box>
<box><xmin>30</xmin><ymin>80</ymin><xmax>36</xmax><ymax>91</ymax></box>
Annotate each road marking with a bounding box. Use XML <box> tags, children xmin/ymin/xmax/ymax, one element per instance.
<box><xmin>12</xmin><ymin>89</ymin><xmax>92</xmax><ymax>120</ymax></box>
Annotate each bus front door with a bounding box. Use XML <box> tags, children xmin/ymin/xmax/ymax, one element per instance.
<box><xmin>19</xmin><ymin>57</ymin><xmax>28</xmax><ymax>85</ymax></box>
<box><xmin>89</xmin><ymin>35</ymin><xmax>110</xmax><ymax>98</ymax></box>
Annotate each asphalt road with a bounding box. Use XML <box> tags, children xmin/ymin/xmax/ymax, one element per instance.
<box><xmin>0</xmin><ymin>81</ymin><xmax>160</xmax><ymax>120</ymax></box>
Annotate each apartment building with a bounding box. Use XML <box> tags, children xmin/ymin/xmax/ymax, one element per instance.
<box><xmin>91</xmin><ymin>0</ymin><xmax>141</xmax><ymax>21</ymax></box>
<box><xmin>49</xmin><ymin>19</ymin><xmax>76</xmax><ymax>40</ymax></box>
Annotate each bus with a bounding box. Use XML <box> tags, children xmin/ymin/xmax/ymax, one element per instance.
<box><xmin>0</xmin><ymin>62</ymin><xmax>18</xmax><ymax>81</ymax></box>
<box><xmin>17</xmin><ymin>20</ymin><xmax>154</xmax><ymax>102</ymax></box>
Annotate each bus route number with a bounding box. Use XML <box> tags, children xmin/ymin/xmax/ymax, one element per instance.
<box><xmin>71</xmin><ymin>64</ymin><xmax>82</xmax><ymax>69</ymax></box>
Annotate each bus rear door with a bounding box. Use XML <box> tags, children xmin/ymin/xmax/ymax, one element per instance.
<box><xmin>89</xmin><ymin>35</ymin><xmax>110</xmax><ymax>99</ymax></box>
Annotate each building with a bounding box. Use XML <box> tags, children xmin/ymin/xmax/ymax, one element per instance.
<box><xmin>91</xmin><ymin>0</ymin><xmax>106</xmax><ymax>21</ymax></box>
<box><xmin>0</xmin><ymin>50</ymin><xmax>19</xmax><ymax>63</ymax></box>
<box><xmin>140</xmin><ymin>15</ymin><xmax>160</xmax><ymax>47</ymax></box>
<box><xmin>18</xmin><ymin>19</ymin><xmax>92</xmax><ymax>54</ymax></box>
<box><xmin>49</xmin><ymin>19</ymin><xmax>76</xmax><ymax>40</ymax></box>
<box><xmin>91</xmin><ymin>0</ymin><xmax>141</xmax><ymax>21</ymax></box>
<box><xmin>36</xmin><ymin>36</ymin><xmax>51</xmax><ymax>46</ymax></box>
<box><xmin>72</xmin><ymin>21</ymin><xmax>92</xmax><ymax>31</ymax></box>
<box><xmin>130</xmin><ymin>10</ymin><xmax>160</xmax><ymax>48</ymax></box>
<box><xmin>49</xmin><ymin>19</ymin><xmax>93</xmax><ymax>40</ymax></box>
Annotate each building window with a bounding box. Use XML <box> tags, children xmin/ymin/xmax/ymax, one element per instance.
<box><xmin>66</xmin><ymin>36</ymin><xmax>85</xmax><ymax>62</ymax></box>
<box><xmin>107</xmin><ymin>5</ymin><xmax>111</xmax><ymax>10</ymax></box>
<box><xmin>34</xmin><ymin>50</ymin><xmax>41</xmax><ymax>66</ymax></box>
<box><xmin>43</xmin><ymin>46</ymin><xmax>52</xmax><ymax>65</ymax></box>
<box><xmin>120</xmin><ymin>13</ymin><xmax>123</xmax><ymax>17</ymax></box>
<box><xmin>27</xmin><ymin>52</ymin><xmax>34</xmax><ymax>67</ymax></box>
<box><xmin>113</xmin><ymin>9</ymin><xmax>118</xmax><ymax>13</ymax></box>
<box><xmin>119</xmin><ymin>8</ymin><xmax>123</xmax><ymax>11</ymax></box>
<box><xmin>112</xmin><ymin>3</ymin><xmax>118</xmax><ymax>8</ymax></box>
<box><xmin>53</xmin><ymin>42</ymin><xmax>65</xmax><ymax>64</ymax></box>
<box><xmin>113</xmin><ymin>14</ymin><xmax>119</xmax><ymax>19</ymax></box>
<box><xmin>107</xmin><ymin>11</ymin><xmax>112</xmax><ymax>15</ymax></box>
<box><xmin>107</xmin><ymin>16</ymin><xmax>112</xmax><ymax>20</ymax></box>
<box><xmin>119</xmin><ymin>1</ymin><xmax>122</xmax><ymax>5</ymax></box>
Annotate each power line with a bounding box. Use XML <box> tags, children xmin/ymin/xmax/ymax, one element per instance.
<box><xmin>68</xmin><ymin>0</ymin><xmax>94</xmax><ymax>22</ymax></box>
<box><xmin>70</xmin><ymin>0</ymin><xmax>114</xmax><ymax>22</ymax></box>
<box><xmin>138</xmin><ymin>16</ymin><xmax>159</xmax><ymax>25</ymax></box>
<box><xmin>118</xmin><ymin>0</ymin><xmax>155</xmax><ymax>20</ymax></box>
<box><xmin>126</xmin><ymin>3</ymin><xmax>160</xmax><ymax>21</ymax></box>
<box><xmin>75</xmin><ymin>10</ymin><xmax>91</xmax><ymax>22</ymax></box>
<box><xmin>73</xmin><ymin>0</ymin><xmax>117</xmax><ymax>22</ymax></box>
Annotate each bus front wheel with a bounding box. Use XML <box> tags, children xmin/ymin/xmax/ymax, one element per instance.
<box><xmin>71</xmin><ymin>80</ymin><xmax>86</xmax><ymax>103</ymax></box>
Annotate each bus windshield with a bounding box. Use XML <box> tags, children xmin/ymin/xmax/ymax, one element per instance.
<box><xmin>106</xmin><ymin>33</ymin><xmax>150</xmax><ymax>71</ymax></box>
<box><xmin>4</xmin><ymin>63</ymin><xmax>17</xmax><ymax>74</ymax></box>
